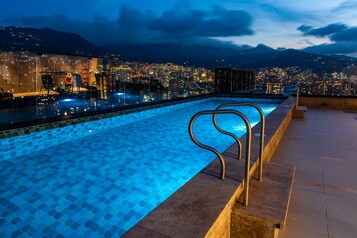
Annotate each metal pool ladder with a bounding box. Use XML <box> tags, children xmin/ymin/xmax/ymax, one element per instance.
<box><xmin>188</xmin><ymin>109</ymin><xmax>252</xmax><ymax>206</ymax></box>
<box><xmin>215</xmin><ymin>103</ymin><xmax>265</xmax><ymax>182</ymax></box>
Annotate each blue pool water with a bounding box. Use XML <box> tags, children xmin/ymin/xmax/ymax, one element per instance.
<box><xmin>0</xmin><ymin>98</ymin><xmax>279</xmax><ymax>237</ymax></box>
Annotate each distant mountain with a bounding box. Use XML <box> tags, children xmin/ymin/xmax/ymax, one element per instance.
<box><xmin>1</xmin><ymin>26</ymin><xmax>356</xmax><ymax>71</ymax></box>
<box><xmin>229</xmin><ymin>48</ymin><xmax>343</xmax><ymax>68</ymax></box>
<box><xmin>105</xmin><ymin>43</ymin><xmax>357</xmax><ymax>71</ymax></box>
<box><xmin>0</xmin><ymin>26</ymin><xmax>103</xmax><ymax>57</ymax></box>
<box><xmin>103</xmin><ymin>43</ymin><xmax>242</xmax><ymax>67</ymax></box>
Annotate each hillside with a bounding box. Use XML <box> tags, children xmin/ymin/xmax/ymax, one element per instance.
<box><xmin>1</xmin><ymin>26</ymin><xmax>356</xmax><ymax>71</ymax></box>
<box><xmin>0</xmin><ymin>26</ymin><xmax>102</xmax><ymax>57</ymax></box>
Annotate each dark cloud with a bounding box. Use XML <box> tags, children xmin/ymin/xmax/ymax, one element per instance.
<box><xmin>149</xmin><ymin>9</ymin><xmax>205</xmax><ymax>34</ymax></box>
<box><xmin>297</xmin><ymin>25</ymin><xmax>312</xmax><ymax>33</ymax></box>
<box><xmin>300</xmin><ymin>23</ymin><xmax>357</xmax><ymax>55</ymax></box>
<box><xmin>197</xmin><ymin>6</ymin><xmax>253</xmax><ymax>37</ymax></box>
<box><xmin>1</xmin><ymin>5</ymin><xmax>253</xmax><ymax>47</ymax></box>
<box><xmin>149</xmin><ymin>6</ymin><xmax>253</xmax><ymax>37</ymax></box>
<box><xmin>331</xmin><ymin>27</ymin><xmax>357</xmax><ymax>42</ymax></box>
<box><xmin>114</xmin><ymin>5</ymin><xmax>155</xmax><ymax>44</ymax></box>
<box><xmin>297</xmin><ymin>23</ymin><xmax>348</xmax><ymax>37</ymax></box>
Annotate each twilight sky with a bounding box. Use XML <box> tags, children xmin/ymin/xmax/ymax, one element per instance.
<box><xmin>1</xmin><ymin>0</ymin><xmax>357</xmax><ymax>56</ymax></box>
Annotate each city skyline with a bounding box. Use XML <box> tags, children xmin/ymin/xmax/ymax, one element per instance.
<box><xmin>1</xmin><ymin>0</ymin><xmax>356</xmax><ymax>57</ymax></box>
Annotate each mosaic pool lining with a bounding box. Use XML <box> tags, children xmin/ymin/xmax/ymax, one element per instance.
<box><xmin>0</xmin><ymin>97</ymin><xmax>280</xmax><ymax>237</ymax></box>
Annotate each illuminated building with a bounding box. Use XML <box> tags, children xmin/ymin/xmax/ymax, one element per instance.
<box><xmin>215</xmin><ymin>68</ymin><xmax>255</xmax><ymax>93</ymax></box>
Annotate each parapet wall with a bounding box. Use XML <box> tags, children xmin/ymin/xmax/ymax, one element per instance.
<box><xmin>299</xmin><ymin>96</ymin><xmax>357</xmax><ymax>110</ymax></box>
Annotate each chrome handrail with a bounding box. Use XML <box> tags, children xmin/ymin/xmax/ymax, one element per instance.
<box><xmin>188</xmin><ymin>109</ymin><xmax>252</xmax><ymax>206</ymax></box>
<box><xmin>211</xmin><ymin>116</ymin><xmax>243</xmax><ymax>161</ymax></box>
<box><xmin>215</xmin><ymin>103</ymin><xmax>265</xmax><ymax>182</ymax></box>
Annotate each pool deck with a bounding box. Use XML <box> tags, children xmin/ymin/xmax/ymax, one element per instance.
<box><xmin>272</xmin><ymin>108</ymin><xmax>357</xmax><ymax>238</ymax></box>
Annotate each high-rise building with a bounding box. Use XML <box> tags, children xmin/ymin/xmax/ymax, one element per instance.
<box><xmin>215</xmin><ymin>68</ymin><xmax>255</xmax><ymax>93</ymax></box>
<box><xmin>266</xmin><ymin>81</ymin><xmax>282</xmax><ymax>94</ymax></box>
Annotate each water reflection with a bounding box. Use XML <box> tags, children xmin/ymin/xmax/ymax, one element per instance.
<box><xmin>0</xmin><ymin>91</ymin><xmax>181</xmax><ymax>125</ymax></box>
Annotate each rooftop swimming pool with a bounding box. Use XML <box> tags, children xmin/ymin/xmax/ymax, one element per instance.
<box><xmin>0</xmin><ymin>97</ymin><xmax>280</xmax><ymax>238</ymax></box>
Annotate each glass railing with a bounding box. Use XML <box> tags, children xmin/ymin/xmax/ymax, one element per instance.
<box><xmin>1</xmin><ymin>51</ymin><xmax>356</xmax><ymax>127</ymax></box>
<box><xmin>0</xmin><ymin>52</ymin><xmax>215</xmax><ymax>127</ymax></box>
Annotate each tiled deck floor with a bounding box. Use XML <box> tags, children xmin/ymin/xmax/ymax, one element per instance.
<box><xmin>272</xmin><ymin>109</ymin><xmax>357</xmax><ymax>238</ymax></box>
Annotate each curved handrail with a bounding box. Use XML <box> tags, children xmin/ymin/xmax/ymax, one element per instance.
<box><xmin>215</xmin><ymin>103</ymin><xmax>265</xmax><ymax>182</ymax></box>
<box><xmin>188</xmin><ymin>109</ymin><xmax>252</xmax><ymax>206</ymax></box>
<box><xmin>211</xmin><ymin>116</ymin><xmax>243</xmax><ymax>161</ymax></box>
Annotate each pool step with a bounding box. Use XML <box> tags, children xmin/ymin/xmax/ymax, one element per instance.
<box><xmin>293</xmin><ymin>105</ymin><xmax>307</xmax><ymax>119</ymax></box>
<box><xmin>231</xmin><ymin>162</ymin><xmax>295</xmax><ymax>238</ymax></box>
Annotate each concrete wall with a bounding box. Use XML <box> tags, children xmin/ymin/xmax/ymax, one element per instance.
<box><xmin>299</xmin><ymin>96</ymin><xmax>357</xmax><ymax>110</ymax></box>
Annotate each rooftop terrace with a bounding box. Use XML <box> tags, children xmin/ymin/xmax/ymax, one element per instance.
<box><xmin>274</xmin><ymin>107</ymin><xmax>357</xmax><ymax>238</ymax></box>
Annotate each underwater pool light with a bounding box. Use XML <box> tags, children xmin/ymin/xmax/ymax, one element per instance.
<box><xmin>60</xmin><ymin>98</ymin><xmax>78</xmax><ymax>103</ymax></box>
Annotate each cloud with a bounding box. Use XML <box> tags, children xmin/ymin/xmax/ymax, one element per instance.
<box><xmin>149</xmin><ymin>9</ymin><xmax>205</xmax><ymax>34</ymax></box>
<box><xmin>259</xmin><ymin>4</ymin><xmax>314</xmax><ymax>22</ymax></box>
<box><xmin>149</xmin><ymin>6</ymin><xmax>253</xmax><ymax>37</ymax></box>
<box><xmin>197</xmin><ymin>6</ymin><xmax>253</xmax><ymax>37</ymax></box>
<box><xmin>297</xmin><ymin>25</ymin><xmax>312</xmax><ymax>33</ymax></box>
<box><xmin>1</xmin><ymin>5</ymin><xmax>254</xmax><ymax>47</ymax></box>
<box><xmin>297</xmin><ymin>23</ymin><xmax>348</xmax><ymax>37</ymax></box>
<box><xmin>300</xmin><ymin>39</ymin><xmax>315</xmax><ymax>46</ymax></box>
<box><xmin>299</xmin><ymin>23</ymin><xmax>357</xmax><ymax>55</ymax></box>
<box><xmin>331</xmin><ymin>27</ymin><xmax>357</xmax><ymax>41</ymax></box>
<box><xmin>332</xmin><ymin>1</ymin><xmax>357</xmax><ymax>13</ymax></box>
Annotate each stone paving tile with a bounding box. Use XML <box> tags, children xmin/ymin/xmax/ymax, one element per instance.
<box><xmin>285</xmin><ymin>209</ymin><xmax>328</xmax><ymax>235</ymax></box>
<box><xmin>282</xmin><ymin>155</ymin><xmax>323</xmax><ymax>175</ymax></box>
<box><xmin>289</xmin><ymin>188</ymin><xmax>326</xmax><ymax>218</ymax></box>
<box><xmin>324</xmin><ymin>187</ymin><xmax>357</xmax><ymax>200</ymax></box>
<box><xmin>278</xmin><ymin>225</ymin><xmax>327</xmax><ymax>238</ymax></box>
<box><xmin>322</xmin><ymin>159</ymin><xmax>357</xmax><ymax>181</ymax></box>
<box><xmin>324</xmin><ymin>176</ymin><xmax>357</xmax><ymax>196</ymax></box>
<box><xmin>317</xmin><ymin>133</ymin><xmax>354</xmax><ymax>147</ymax></box>
<box><xmin>284</xmin><ymin>138</ymin><xmax>321</xmax><ymax>154</ymax></box>
<box><xmin>328</xmin><ymin>219</ymin><xmax>357</xmax><ymax>238</ymax></box>
<box><xmin>325</xmin><ymin>194</ymin><xmax>357</xmax><ymax>226</ymax></box>
<box><xmin>319</xmin><ymin>145</ymin><xmax>357</xmax><ymax>161</ymax></box>
<box><xmin>294</xmin><ymin>171</ymin><xmax>324</xmax><ymax>193</ymax></box>
<box><xmin>276</xmin><ymin>109</ymin><xmax>357</xmax><ymax>238</ymax></box>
